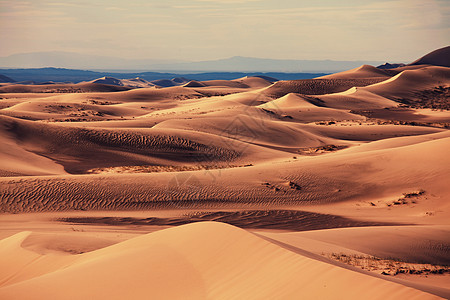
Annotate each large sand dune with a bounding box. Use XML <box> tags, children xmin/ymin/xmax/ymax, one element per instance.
<box><xmin>0</xmin><ymin>222</ymin><xmax>443</xmax><ymax>299</ymax></box>
<box><xmin>409</xmin><ymin>46</ymin><xmax>450</xmax><ymax>68</ymax></box>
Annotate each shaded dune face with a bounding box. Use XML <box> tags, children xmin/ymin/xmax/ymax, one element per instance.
<box><xmin>261</xmin><ymin>78</ymin><xmax>386</xmax><ymax>98</ymax></box>
<box><xmin>409</xmin><ymin>45</ymin><xmax>450</xmax><ymax>68</ymax></box>
<box><xmin>0</xmin><ymin>115</ymin><xmax>241</xmax><ymax>174</ymax></box>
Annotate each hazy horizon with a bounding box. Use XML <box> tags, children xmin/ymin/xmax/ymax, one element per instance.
<box><xmin>0</xmin><ymin>51</ymin><xmax>389</xmax><ymax>72</ymax></box>
<box><xmin>1</xmin><ymin>0</ymin><xmax>449</xmax><ymax>63</ymax></box>
<box><xmin>0</xmin><ymin>51</ymin><xmax>385</xmax><ymax>63</ymax></box>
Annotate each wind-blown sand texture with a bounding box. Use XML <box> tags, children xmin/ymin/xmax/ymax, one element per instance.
<box><xmin>0</xmin><ymin>47</ymin><xmax>449</xmax><ymax>299</ymax></box>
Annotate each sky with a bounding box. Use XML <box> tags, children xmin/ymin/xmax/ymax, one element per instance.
<box><xmin>0</xmin><ymin>0</ymin><xmax>449</xmax><ymax>62</ymax></box>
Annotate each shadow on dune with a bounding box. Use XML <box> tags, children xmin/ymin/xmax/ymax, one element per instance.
<box><xmin>59</xmin><ymin>210</ymin><xmax>405</xmax><ymax>232</ymax></box>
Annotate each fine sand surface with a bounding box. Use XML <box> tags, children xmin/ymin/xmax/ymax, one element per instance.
<box><xmin>0</xmin><ymin>52</ymin><xmax>449</xmax><ymax>299</ymax></box>
<box><xmin>0</xmin><ymin>222</ymin><xmax>446</xmax><ymax>299</ymax></box>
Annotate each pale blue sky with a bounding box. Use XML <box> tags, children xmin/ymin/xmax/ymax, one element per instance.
<box><xmin>1</xmin><ymin>0</ymin><xmax>449</xmax><ymax>61</ymax></box>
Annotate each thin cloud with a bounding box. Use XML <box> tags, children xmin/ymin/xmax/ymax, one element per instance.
<box><xmin>0</xmin><ymin>0</ymin><xmax>448</xmax><ymax>61</ymax></box>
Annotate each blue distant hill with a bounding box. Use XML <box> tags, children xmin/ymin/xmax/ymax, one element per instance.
<box><xmin>0</xmin><ymin>67</ymin><xmax>329</xmax><ymax>83</ymax></box>
<box><xmin>0</xmin><ymin>52</ymin><xmax>383</xmax><ymax>72</ymax></box>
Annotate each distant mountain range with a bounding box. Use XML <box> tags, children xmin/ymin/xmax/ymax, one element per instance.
<box><xmin>147</xmin><ymin>56</ymin><xmax>385</xmax><ymax>73</ymax></box>
<box><xmin>0</xmin><ymin>74</ymin><xmax>15</xmax><ymax>83</ymax></box>
<box><xmin>0</xmin><ymin>52</ymin><xmax>184</xmax><ymax>72</ymax></box>
<box><xmin>2</xmin><ymin>46</ymin><xmax>447</xmax><ymax>84</ymax></box>
<box><xmin>0</xmin><ymin>68</ymin><xmax>329</xmax><ymax>84</ymax></box>
<box><xmin>0</xmin><ymin>51</ymin><xmax>384</xmax><ymax>73</ymax></box>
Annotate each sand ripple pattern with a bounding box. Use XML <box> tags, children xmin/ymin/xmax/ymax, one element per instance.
<box><xmin>0</xmin><ymin>172</ymin><xmax>364</xmax><ymax>213</ymax></box>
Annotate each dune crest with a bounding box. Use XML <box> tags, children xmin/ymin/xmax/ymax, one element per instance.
<box><xmin>409</xmin><ymin>46</ymin><xmax>450</xmax><ymax>68</ymax></box>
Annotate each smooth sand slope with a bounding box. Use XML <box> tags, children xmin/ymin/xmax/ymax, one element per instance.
<box><xmin>0</xmin><ymin>222</ymin><xmax>443</xmax><ymax>300</ymax></box>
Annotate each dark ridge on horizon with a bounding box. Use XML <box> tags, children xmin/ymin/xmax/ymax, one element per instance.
<box><xmin>0</xmin><ymin>68</ymin><xmax>329</xmax><ymax>83</ymax></box>
<box><xmin>0</xmin><ymin>51</ymin><xmax>384</xmax><ymax>73</ymax></box>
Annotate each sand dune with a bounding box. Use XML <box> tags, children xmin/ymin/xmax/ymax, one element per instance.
<box><xmin>317</xmin><ymin>64</ymin><xmax>394</xmax><ymax>79</ymax></box>
<box><xmin>0</xmin><ymin>127</ymin><xmax>67</xmax><ymax>177</ymax></box>
<box><xmin>409</xmin><ymin>46</ymin><xmax>450</xmax><ymax>68</ymax></box>
<box><xmin>232</xmin><ymin>76</ymin><xmax>275</xmax><ymax>88</ymax></box>
<box><xmin>184</xmin><ymin>80</ymin><xmax>206</xmax><ymax>87</ymax></box>
<box><xmin>310</xmin><ymin>66</ymin><xmax>450</xmax><ymax>113</ymax></box>
<box><xmin>90</xmin><ymin>76</ymin><xmax>155</xmax><ymax>88</ymax></box>
<box><xmin>0</xmin><ymin>82</ymin><xmax>131</xmax><ymax>93</ymax></box>
<box><xmin>262</xmin><ymin>78</ymin><xmax>385</xmax><ymax>98</ymax></box>
<box><xmin>0</xmin><ymin>222</ymin><xmax>442</xmax><ymax>300</ymax></box>
<box><xmin>0</xmin><ymin>115</ymin><xmax>249</xmax><ymax>175</ymax></box>
<box><xmin>365</xmin><ymin>66</ymin><xmax>450</xmax><ymax>97</ymax></box>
